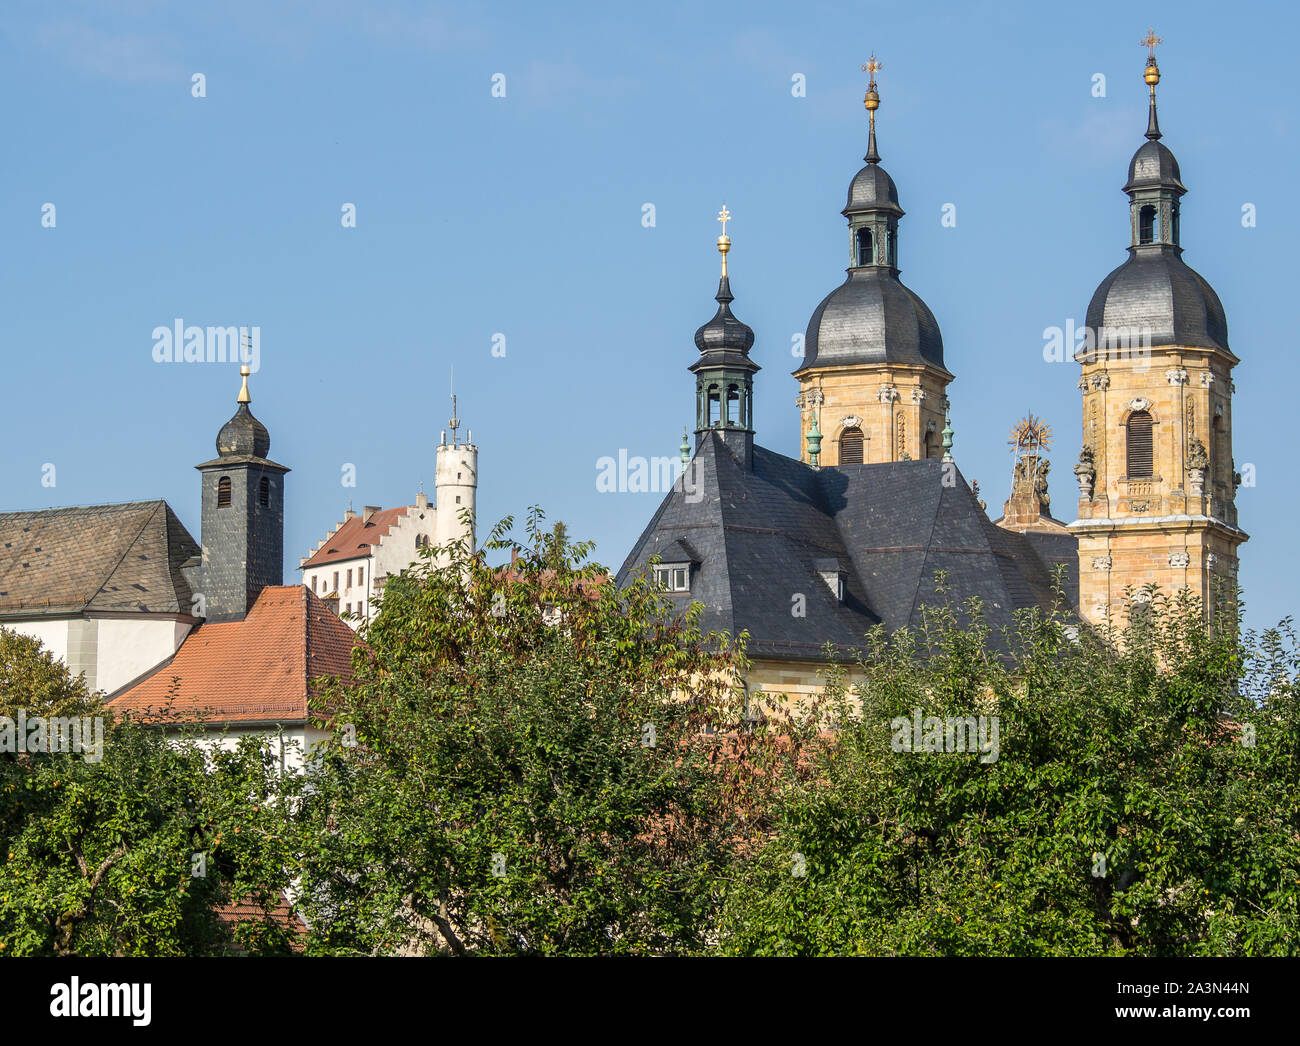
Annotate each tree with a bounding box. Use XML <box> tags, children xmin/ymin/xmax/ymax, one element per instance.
<box><xmin>0</xmin><ymin>629</ymin><xmax>299</xmax><ymax>956</ymax></box>
<box><xmin>294</xmin><ymin>509</ymin><xmax>764</xmax><ymax>955</ymax></box>
<box><xmin>716</xmin><ymin>581</ymin><xmax>1300</xmax><ymax>956</ymax></box>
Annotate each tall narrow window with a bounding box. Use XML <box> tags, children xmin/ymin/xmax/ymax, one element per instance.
<box><xmin>1138</xmin><ymin>205</ymin><xmax>1157</xmax><ymax>244</ymax></box>
<box><xmin>346</xmin><ymin>569</ymin><xmax>352</xmax><ymax>588</ymax></box>
<box><xmin>358</xmin><ymin>566</ymin><xmax>364</xmax><ymax>585</ymax></box>
<box><xmin>217</xmin><ymin>476</ymin><xmax>232</xmax><ymax>507</ymax></box>
<box><xmin>1126</xmin><ymin>410</ymin><xmax>1154</xmax><ymax>477</ymax></box>
<box><xmin>258</xmin><ymin>476</ymin><xmax>270</xmax><ymax>507</ymax></box>
<box><xmin>855</xmin><ymin>227</ymin><xmax>873</xmax><ymax>266</ymax></box>
<box><xmin>840</xmin><ymin>426</ymin><xmax>864</xmax><ymax>465</ymax></box>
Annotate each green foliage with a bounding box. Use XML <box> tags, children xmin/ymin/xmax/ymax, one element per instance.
<box><xmin>717</xmin><ymin>582</ymin><xmax>1300</xmax><ymax>956</ymax></box>
<box><xmin>0</xmin><ymin>630</ymin><xmax>299</xmax><ymax>956</ymax></box>
<box><xmin>295</xmin><ymin>509</ymin><xmax>762</xmax><ymax>955</ymax></box>
<box><xmin>0</xmin><ymin>627</ymin><xmax>103</xmax><ymax>720</ymax></box>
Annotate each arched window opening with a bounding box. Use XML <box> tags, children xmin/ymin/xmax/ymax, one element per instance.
<box><xmin>1171</xmin><ymin>205</ymin><xmax>1180</xmax><ymax>245</ymax></box>
<box><xmin>707</xmin><ymin>386</ymin><xmax>720</xmax><ymax>427</ymax></box>
<box><xmin>924</xmin><ymin>429</ymin><xmax>938</xmax><ymax>459</ymax></box>
<box><xmin>885</xmin><ymin>230</ymin><xmax>896</xmax><ymax>267</ymax></box>
<box><xmin>1138</xmin><ymin>205</ymin><xmax>1158</xmax><ymax>244</ymax></box>
<box><xmin>840</xmin><ymin>426</ymin><xmax>864</xmax><ymax>466</ymax></box>
<box><xmin>726</xmin><ymin>384</ymin><xmax>740</xmax><ymax>427</ymax></box>
<box><xmin>1126</xmin><ymin>410</ymin><xmax>1154</xmax><ymax>478</ymax></box>
<box><xmin>259</xmin><ymin>476</ymin><xmax>271</xmax><ymax>507</ymax></box>
<box><xmin>855</xmin><ymin>227</ymin><xmax>873</xmax><ymax>266</ymax></box>
<box><xmin>217</xmin><ymin>476</ymin><xmax>232</xmax><ymax>507</ymax></box>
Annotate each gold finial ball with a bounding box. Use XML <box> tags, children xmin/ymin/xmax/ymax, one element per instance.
<box><xmin>716</xmin><ymin>234</ymin><xmax>731</xmax><ymax>255</ymax></box>
<box><xmin>1144</xmin><ymin>61</ymin><xmax>1160</xmax><ymax>86</ymax></box>
<box><xmin>863</xmin><ymin>87</ymin><xmax>879</xmax><ymax>112</ymax></box>
<box><xmin>240</xmin><ymin>364</ymin><xmax>251</xmax><ymax>377</ymax></box>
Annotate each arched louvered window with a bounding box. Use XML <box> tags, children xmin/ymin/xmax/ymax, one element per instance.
<box><xmin>840</xmin><ymin>426</ymin><xmax>864</xmax><ymax>465</ymax></box>
<box><xmin>855</xmin><ymin>227</ymin><xmax>873</xmax><ymax>266</ymax></box>
<box><xmin>1138</xmin><ymin>205</ymin><xmax>1158</xmax><ymax>245</ymax></box>
<box><xmin>259</xmin><ymin>476</ymin><xmax>271</xmax><ymax>507</ymax></box>
<box><xmin>217</xmin><ymin>476</ymin><xmax>232</xmax><ymax>507</ymax></box>
<box><xmin>1126</xmin><ymin>410</ymin><xmax>1154</xmax><ymax>478</ymax></box>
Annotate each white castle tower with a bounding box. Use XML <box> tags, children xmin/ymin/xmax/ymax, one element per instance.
<box><xmin>435</xmin><ymin>389</ymin><xmax>477</xmax><ymax>554</ymax></box>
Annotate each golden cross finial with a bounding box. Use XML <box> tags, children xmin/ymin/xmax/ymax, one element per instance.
<box><xmin>862</xmin><ymin>54</ymin><xmax>881</xmax><ymax>79</ymax></box>
<box><xmin>716</xmin><ymin>204</ymin><xmax>732</xmax><ymax>276</ymax></box>
<box><xmin>1141</xmin><ymin>28</ymin><xmax>1162</xmax><ymax>59</ymax></box>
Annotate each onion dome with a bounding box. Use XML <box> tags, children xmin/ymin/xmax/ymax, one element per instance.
<box><xmin>1083</xmin><ymin>40</ymin><xmax>1230</xmax><ymax>355</ymax></box>
<box><xmin>216</xmin><ymin>365</ymin><xmax>272</xmax><ymax>458</ymax></box>
<box><xmin>694</xmin><ymin>275</ymin><xmax>755</xmax><ymax>360</ymax></box>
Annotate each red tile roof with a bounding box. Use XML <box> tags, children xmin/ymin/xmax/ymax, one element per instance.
<box><xmin>215</xmin><ymin>893</ymin><xmax>308</xmax><ymax>951</ymax></box>
<box><xmin>301</xmin><ymin>507</ymin><xmax>407</xmax><ymax>568</ymax></box>
<box><xmin>111</xmin><ymin>586</ymin><xmax>357</xmax><ymax>724</ymax></box>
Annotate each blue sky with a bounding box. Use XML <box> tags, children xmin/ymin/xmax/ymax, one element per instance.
<box><xmin>1</xmin><ymin>0</ymin><xmax>1295</xmax><ymax>632</ymax></box>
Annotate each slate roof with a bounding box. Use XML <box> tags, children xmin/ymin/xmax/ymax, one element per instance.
<box><xmin>1086</xmin><ymin>244</ymin><xmax>1230</xmax><ymax>355</ymax></box>
<box><xmin>0</xmin><ymin>501</ymin><xmax>198</xmax><ymax>618</ymax></box>
<box><xmin>301</xmin><ymin>507</ymin><xmax>407</xmax><ymax>569</ymax></box>
<box><xmin>616</xmin><ymin>432</ymin><xmax>1076</xmax><ymax>661</ymax></box>
<box><xmin>111</xmin><ymin>585</ymin><xmax>357</xmax><ymax>721</ymax></box>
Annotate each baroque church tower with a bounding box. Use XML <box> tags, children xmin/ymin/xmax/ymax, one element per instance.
<box><xmin>795</xmin><ymin>58</ymin><xmax>953</xmax><ymax>466</ymax></box>
<box><xmin>1071</xmin><ymin>36</ymin><xmax>1247</xmax><ymax>626</ymax></box>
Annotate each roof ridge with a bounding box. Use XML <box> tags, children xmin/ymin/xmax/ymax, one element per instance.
<box><xmin>86</xmin><ymin>501</ymin><xmax>164</xmax><ymax>613</ymax></box>
<box><xmin>0</xmin><ymin>498</ymin><xmax>168</xmax><ymax>518</ymax></box>
<box><xmin>903</xmin><ymin>460</ymin><xmax>948</xmax><ymax>628</ymax></box>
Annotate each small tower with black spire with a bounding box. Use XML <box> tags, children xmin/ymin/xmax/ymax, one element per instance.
<box><xmin>194</xmin><ymin>363</ymin><xmax>290</xmax><ymax>622</ymax></box>
<box><xmin>691</xmin><ymin>205</ymin><xmax>760</xmax><ymax>469</ymax></box>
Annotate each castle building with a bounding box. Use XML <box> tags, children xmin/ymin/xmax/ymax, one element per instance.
<box><xmin>1069</xmin><ymin>39</ymin><xmax>1247</xmax><ymax>626</ymax></box>
<box><xmin>298</xmin><ymin>400</ymin><xmax>477</xmax><ymax>629</ymax></box>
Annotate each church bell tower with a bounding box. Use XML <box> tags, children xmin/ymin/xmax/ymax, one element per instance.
<box><xmin>1071</xmin><ymin>33</ymin><xmax>1247</xmax><ymax>627</ymax></box>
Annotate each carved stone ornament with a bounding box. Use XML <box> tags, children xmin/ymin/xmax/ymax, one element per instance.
<box><xmin>840</xmin><ymin>415</ymin><xmax>862</xmax><ymax>429</ymax></box>
<box><xmin>1128</xmin><ymin>397</ymin><xmax>1151</xmax><ymax>412</ymax></box>
<box><xmin>877</xmin><ymin>386</ymin><xmax>899</xmax><ymax>403</ymax></box>
<box><xmin>1168</xmin><ymin>551</ymin><xmax>1190</xmax><ymax>568</ymax></box>
<box><xmin>1091</xmin><ymin>556</ymin><xmax>1112</xmax><ymax>571</ymax></box>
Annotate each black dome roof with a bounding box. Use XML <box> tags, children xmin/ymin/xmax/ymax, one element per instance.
<box><xmin>843</xmin><ymin>162</ymin><xmax>903</xmax><ymax>217</ymax></box>
<box><xmin>1124</xmin><ymin>139</ymin><xmax>1185</xmax><ymax>194</ymax></box>
<box><xmin>694</xmin><ymin>276</ymin><xmax>755</xmax><ymax>357</ymax></box>
<box><xmin>798</xmin><ymin>268</ymin><xmax>944</xmax><ymax>372</ymax></box>
<box><xmin>217</xmin><ymin>403</ymin><xmax>271</xmax><ymax>459</ymax></box>
<box><xmin>1086</xmin><ymin>245</ymin><xmax>1229</xmax><ymax>354</ymax></box>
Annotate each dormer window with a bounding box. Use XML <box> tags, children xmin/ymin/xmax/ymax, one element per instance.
<box><xmin>654</xmin><ymin>564</ymin><xmax>690</xmax><ymax>592</ymax></box>
<box><xmin>814</xmin><ymin>558</ymin><xmax>847</xmax><ymax>602</ymax></box>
